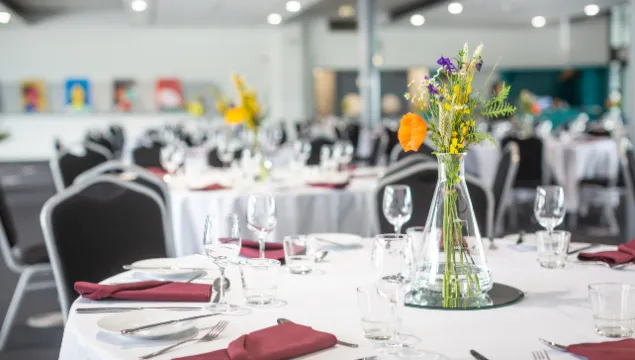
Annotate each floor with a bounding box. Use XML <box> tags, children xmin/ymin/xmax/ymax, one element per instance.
<box><xmin>0</xmin><ymin>162</ymin><xmax>631</xmax><ymax>360</ymax></box>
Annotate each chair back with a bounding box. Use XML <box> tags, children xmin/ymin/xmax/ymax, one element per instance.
<box><xmin>307</xmin><ymin>138</ymin><xmax>335</xmax><ymax>166</ymax></box>
<box><xmin>132</xmin><ymin>144</ymin><xmax>163</xmax><ymax>169</ymax></box>
<box><xmin>0</xmin><ymin>185</ymin><xmax>23</xmax><ymax>274</ymax></box>
<box><xmin>492</xmin><ymin>142</ymin><xmax>520</xmax><ymax>235</ymax></box>
<box><xmin>391</xmin><ymin>140</ymin><xmax>435</xmax><ymax>163</ymax></box>
<box><xmin>501</xmin><ymin>136</ymin><xmax>544</xmax><ymax>188</ymax></box>
<box><xmin>50</xmin><ymin>142</ymin><xmax>111</xmax><ymax>191</ymax></box>
<box><xmin>207</xmin><ymin>148</ymin><xmax>224</xmax><ymax>168</ymax></box>
<box><xmin>383</xmin><ymin>154</ymin><xmax>433</xmax><ymax>179</ymax></box>
<box><xmin>40</xmin><ymin>176</ymin><xmax>171</xmax><ymax>318</ymax></box>
<box><xmin>368</xmin><ymin>131</ymin><xmax>389</xmax><ymax>166</ymax></box>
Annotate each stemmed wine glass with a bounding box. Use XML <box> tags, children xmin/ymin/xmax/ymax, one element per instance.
<box><xmin>202</xmin><ymin>213</ymin><xmax>250</xmax><ymax>315</ymax></box>
<box><xmin>534</xmin><ymin>186</ymin><xmax>566</xmax><ymax>234</ymax></box>
<box><xmin>160</xmin><ymin>143</ymin><xmax>185</xmax><ymax>180</ymax></box>
<box><xmin>247</xmin><ymin>194</ymin><xmax>277</xmax><ymax>258</ymax></box>
<box><xmin>382</xmin><ymin>185</ymin><xmax>413</xmax><ymax>234</ymax></box>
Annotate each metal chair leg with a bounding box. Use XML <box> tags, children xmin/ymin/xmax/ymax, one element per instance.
<box><xmin>0</xmin><ymin>269</ymin><xmax>34</xmax><ymax>351</ymax></box>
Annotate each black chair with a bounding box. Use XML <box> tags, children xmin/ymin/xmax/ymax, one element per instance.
<box><xmin>50</xmin><ymin>142</ymin><xmax>112</xmax><ymax>192</ymax></box>
<box><xmin>501</xmin><ymin>136</ymin><xmax>545</xmax><ymax>189</ymax></box>
<box><xmin>132</xmin><ymin>144</ymin><xmax>164</xmax><ymax>169</ymax></box>
<box><xmin>0</xmin><ymin>185</ymin><xmax>55</xmax><ymax>350</ymax></box>
<box><xmin>108</xmin><ymin>125</ymin><xmax>125</xmax><ymax>157</ymax></box>
<box><xmin>40</xmin><ymin>176</ymin><xmax>171</xmax><ymax>318</ymax></box>
<box><xmin>491</xmin><ymin>142</ymin><xmax>520</xmax><ymax>236</ymax></box>
<box><xmin>368</xmin><ymin>130</ymin><xmax>389</xmax><ymax>166</ymax></box>
<box><xmin>307</xmin><ymin>138</ymin><xmax>335</xmax><ymax>166</ymax></box>
<box><xmin>383</xmin><ymin>154</ymin><xmax>433</xmax><ymax>179</ymax></box>
<box><xmin>390</xmin><ymin>141</ymin><xmax>436</xmax><ymax>164</ymax></box>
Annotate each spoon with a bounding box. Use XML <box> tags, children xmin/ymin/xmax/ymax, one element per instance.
<box><xmin>212</xmin><ymin>277</ymin><xmax>231</xmax><ymax>303</ymax></box>
<box><xmin>314</xmin><ymin>250</ymin><xmax>329</xmax><ymax>262</ymax></box>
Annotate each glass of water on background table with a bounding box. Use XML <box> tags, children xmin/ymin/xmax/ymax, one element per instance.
<box><xmin>239</xmin><ymin>258</ymin><xmax>283</xmax><ymax>307</ymax></box>
<box><xmin>589</xmin><ymin>283</ymin><xmax>635</xmax><ymax>338</ymax></box>
<box><xmin>536</xmin><ymin>230</ymin><xmax>570</xmax><ymax>268</ymax></box>
<box><xmin>283</xmin><ymin>235</ymin><xmax>316</xmax><ymax>275</ymax></box>
<box><xmin>534</xmin><ymin>186</ymin><xmax>566</xmax><ymax>233</ymax></box>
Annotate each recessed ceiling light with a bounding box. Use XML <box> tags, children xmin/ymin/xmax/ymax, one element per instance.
<box><xmin>0</xmin><ymin>12</ymin><xmax>10</xmax><ymax>24</ymax></box>
<box><xmin>267</xmin><ymin>13</ymin><xmax>282</xmax><ymax>25</ymax></box>
<box><xmin>448</xmin><ymin>2</ymin><xmax>463</xmax><ymax>15</ymax></box>
<box><xmin>531</xmin><ymin>16</ymin><xmax>546</xmax><ymax>28</ymax></box>
<box><xmin>410</xmin><ymin>14</ymin><xmax>425</xmax><ymax>26</ymax></box>
<box><xmin>338</xmin><ymin>5</ymin><xmax>355</xmax><ymax>18</ymax></box>
<box><xmin>286</xmin><ymin>1</ymin><xmax>301</xmax><ymax>13</ymax></box>
<box><xmin>130</xmin><ymin>0</ymin><xmax>147</xmax><ymax>12</ymax></box>
<box><xmin>584</xmin><ymin>4</ymin><xmax>600</xmax><ymax>16</ymax></box>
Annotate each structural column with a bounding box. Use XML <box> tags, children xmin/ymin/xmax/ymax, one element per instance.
<box><xmin>357</xmin><ymin>0</ymin><xmax>381</xmax><ymax>128</ymax></box>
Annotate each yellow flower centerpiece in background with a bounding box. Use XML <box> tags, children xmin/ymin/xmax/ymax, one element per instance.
<box><xmin>401</xmin><ymin>43</ymin><xmax>515</xmax><ymax>308</ymax></box>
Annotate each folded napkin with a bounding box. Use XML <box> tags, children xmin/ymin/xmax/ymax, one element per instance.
<box><xmin>146</xmin><ymin>167</ymin><xmax>167</xmax><ymax>177</ymax></box>
<box><xmin>240</xmin><ymin>240</ymin><xmax>285</xmax><ymax>261</ymax></box>
<box><xmin>74</xmin><ymin>281</ymin><xmax>212</xmax><ymax>302</ymax></box>
<box><xmin>578</xmin><ymin>239</ymin><xmax>635</xmax><ymax>266</ymax></box>
<box><xmin>568</xmin><ymin>338</ymin><xmax>635</xmax><ymax>360</ymax></box>
<box><xmin>307</xmin><ymin>181</ymin><xmax>350</xmax><ymax>190</ymax></box>
<box><xmin>190</xmin><ymin>184</ymin><xmax>230</xmax><ymax>191</ymax></box>
<box><xmin>173</xmin><ymin>321</ymin><xmax>337</xmax><ymax>360</ymax></box>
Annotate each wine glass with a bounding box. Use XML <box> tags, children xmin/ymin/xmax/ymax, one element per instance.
<box><xmin>160</xmin><ymin>143</ymin><xmax>185</xmax><ymax>179</ymax></box>
<box><xmin>382</xmin><ymin>185</ymin><xmax>413</xmax><ymax>234</ymax></box>
<box><xmin>370</xmin><ymin>234</ymin><xmax>420</xmax><ymax>349</ymax></box>
<box><xmin>202</xmin><ymin>213</ymin><xmax>250</xmax><ymax>315</ymax></box>
<box><xmin>247</xmin><ymin>194</ymin><xmax>277</xmax><ymax>258</ymax></box>
<box><xmin>218</xmin><ymin>143</ymin><xmax>235</xmax><ymax>168</ymax></box>
<box><xmin>534</xmin><ymin>186</ymin><xmax>565</xmax><ymax>234</ymax></box>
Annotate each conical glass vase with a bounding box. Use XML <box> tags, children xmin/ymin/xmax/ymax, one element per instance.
<box><xmin>414</xmin><ymin>153</ymin><xmax>493</xmax><ymax>308</ymax></box>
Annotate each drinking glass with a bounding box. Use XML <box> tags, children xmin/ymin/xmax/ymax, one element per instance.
<box><xmin>246</xmin><ymin>194</ymin><xmax>277</xmax><ymax>258</ymax></box>
<box><xmin>218</xmin><ymin>142</ymin><xmax>235</xmax><ymax>168</ymax></box>
<box><xmin>371</xmin><ymin>234</ymin><xmax>419</xmax><ymax>347</ymax></box>
<box><xmin>320</xmin><ymin>145</ymin><xmax>333</xmax><ymax>171</ymax></box>
<box><xmin>160</xmin><ymin>144</ymin><xmax>185</xmax><ymax>176</ymax></box>
<box><xmin>239</xmin><ymin>258</ymin><xmax>282</xmax><ymax>307</ymax></box>
<box><xmin>202</xmin><ymin>213</ymin><xmax>250</xmax><ymax>315</ymax></box>
<box><xmin>283</xmin><ymin>235</ymin><xmax>316</xmax><ymax>275</ymax></box>
<box><xmin>534</xmin><ymin>186</ymin><xmax>565</xmax><ymax>233</ymax></box>
<box><xmin>405</xmin><ymin>226</ymin><xmax>425</xmax><ymax>268</ymax></box>
<box><xmin>382</xmin><ymin>185</ymin><xmax>413</xmax><ymax>234</ymax></box>
<box><xmin>357</xmin><ymin>284</ymin><xmax>402</xmax><ymax>343</ymax></box>
<box><xmin>589</xmin><ymin>283</ymin><xmax>635</xmax><ymax>338</ymax></box>
<box><xmin>536</xmin><ymin>230</ymin><xmax>570</xmax><ymax>268</ymax></box>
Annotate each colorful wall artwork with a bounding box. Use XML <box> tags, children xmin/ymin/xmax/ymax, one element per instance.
<box><xmin>21</xmin><ymin>80</ymin><xmax>47</xmax><ymax>113</ymax></box>
<box><xmin>155</xmin><ymin>78</ymin><xmax>184</xmax><ymax>112</ymax></box>
<box><xmin>65</xmin><ymin>78</ymin><xmax>91</xmax><ymax>112</ymax></box>
<box><xmin>113</xmin><ymin>79</ymin><xmax>138</xmax><ymax>112</ymax></box>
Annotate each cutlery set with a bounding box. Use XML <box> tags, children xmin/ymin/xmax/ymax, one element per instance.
<box><xmin>139</xmin><ymin>320</ymin><xmax>230</xmax><ymax>359</ymax></box>
<box><xmin>469</xmin><ymin>339</ymin><xmax>567</xmax><ymax>360</ymax></box>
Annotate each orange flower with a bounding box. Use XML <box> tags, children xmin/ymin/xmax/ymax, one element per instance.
<box><xmin>398</xmin><ymin>112</ymin><xmax>428</xmax><ymax>152</ymax></box>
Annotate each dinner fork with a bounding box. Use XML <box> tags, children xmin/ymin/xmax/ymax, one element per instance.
<box><xmin>532</xmin><ymin>350</ymin><xmax>551</xmax><ymax>360</ymax></box>
<box><xmin>138</xmin><ymin>320</ymin><xmax>229</xmax><ymax>359</ymax></box>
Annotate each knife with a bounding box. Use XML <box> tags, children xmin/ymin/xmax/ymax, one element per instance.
<box><xmin>76</xmin><ymin>306</ymin><xmax>204</xmax><ymax>314</ymax></box>
<box><xmin>122</xmin><ymin>265</ymin><xmax>208</xmax><ymax>271</ymax></box>
<box><xmin>470</xmin><ymin>349</ymin><xmax>489</xmax><ymax>360</ymax></box>
<box><xmin>539</xmin><ymin>338</ymin><xmax>568</xmax><ymax>352</ymax></box>
<box><xmin>120</xmin><ymin>313</ymin><xmax>220</xmax><ymax>334</ymax></box>
<box><xmin>276</xmin><ymin>318</ymin><xmax>358</xmax><ymax>348</ymax></box>
<box><xmin>567</xmin><ymin>244</ymin><xmax>599</xmax><ymax>255</ymax></box>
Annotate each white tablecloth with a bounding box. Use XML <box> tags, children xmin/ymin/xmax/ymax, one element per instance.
<box><xmin>60</xmin><ymin>237</ymin><xmax>633</xmax><ymax>360</ymax></box>
<box><xmin>170</xmin><ymin>178</ymin><xmax>379</xmax><ymax>257</ymax></box>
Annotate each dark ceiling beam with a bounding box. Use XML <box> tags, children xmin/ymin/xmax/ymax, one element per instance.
<box><xmin>389</xmin><ymin>0</ymin><xmax>448</xmax><ymax>21</ymax></box>
<box><xmin>0</xmin><ymin>0</ymin><xmax>26</xmax><ymax>16</ymax></box>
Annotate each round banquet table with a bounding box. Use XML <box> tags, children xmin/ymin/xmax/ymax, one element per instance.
<box><xmin>169</xmin><ymin>177</ymin><xmax>380</xmax><ymax>257</ymax></box>
<box><xmin>60</xmin><ymin>236</ymin><xmax>633</xmax><ymax>360</ymax></box>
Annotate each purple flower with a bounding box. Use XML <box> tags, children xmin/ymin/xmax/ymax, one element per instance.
<box><xmin>437</xmin><ymin>56</ymin><xmax>457</xmax><ymax>73</ymax></box>
<box><xmin>427</xmin><ymin>82</ymin><xmax>438</xmax><ymax>95</ymax></box>
<box><xmin>476</xmin><ymin>60</ymin><xmax>483</xmax><ymax>72</ymax></box>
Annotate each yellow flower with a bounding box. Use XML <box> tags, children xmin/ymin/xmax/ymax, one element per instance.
<box><xmin>464</xmin><ymin>108</ymin><xmax>471</xmax><ymax>115</ymax></box>
<box><xmin>451</xmin><ymin>138</ymin><xmax>458</xmax><ymax>146</ymax></box>
<box><xmin>456</xmin><ymin>178</ymin><xmax>460</xmax><ymax>183</ymax></box>
<box><xmin>444</xmin><ymin>103</ymin><xmax>452</xmax><ymax>111</ymax></box>
<box><xmin>452</xmin><ymin>131</ymin><xmax>458</xmax><ymax>137</ymax></box>
<box><xmin>224</xmin><ymin>107</ymin><xmax>250</xmax><ymax>125</ymax></box>
<box><xmin>457</xmin><ymin>143</ymin><xmax>464</xmax><ymax>149</ymax></box>
<box><xmin>453</xmin><ymin>85</ymin><xmax>460</xmax><ymax>94</ymax></box>
<box><xmin>449</xmin><ymin>146</ymin><xmax>457</xmax><ymax>154</ymax></box>
<box><xmin>462</xmin><ymin>127</ymin><xmax>467</xmax><ymax>135</ymax></box>
<box><xmin>467</xmin><ymin>83</ymin><xmax>472</xmax><ymax>95</ymax></box>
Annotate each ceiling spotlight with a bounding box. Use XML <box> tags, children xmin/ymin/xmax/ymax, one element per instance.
<box><xmin>338</xmin><ymin>5</ymin><xmax>355</xmax><ymax>18</ymax></box>
<box><xmin>531</xmin><ymin>16</ymin><xmax>546</xmax><ymax>28</ymax></box>
<box><xmin>267</xmin><ymin>13</ymin><xmax>282</xmax><ymax>25</ymax></box>
<box><xmin>448</xmin><ymin>2</ymin><xmax>463</xmax><ymax>15</ymax></box>
<box><xmin>0</xmin><ymin>12</ymin><xmax>10</xmax><ymax>24</ymax></box>
<box><xmin>410</xmin><ymin>14</ymin><xmax>425</xmax><ymax>26</ymax></box>
<box><xmin>286</xmin><ymin>1</ymin><xmax>301</xmax><ymax>12</ymax></box>
<box><xmin>584</xmin><ymin>4</ymin><xmax>600</xmax><ymax>16</ymax></box>
<box><xmin>130</xmin><ymin>0</ymin><xmax>147</xmax><ymax>12</ymax></box>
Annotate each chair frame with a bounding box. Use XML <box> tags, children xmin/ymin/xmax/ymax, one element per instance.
<box><xmin>50</xmin><ymin>141</ymin><xmax>113</xmax><ymax>192</ymax></box>
<box><xmin>40</xmin><ymin>176</ymin><xmax>172</xmax><ymax>320</ymax></box>
<box><xmin>494</xmin><ymin>142</ymin><xmax>520</xmax><ymax>236</ymax></box>
<box><xmin>375</xmin><ymin>161</ymin><xmax>494</xmax><ymax>240</ymax></box>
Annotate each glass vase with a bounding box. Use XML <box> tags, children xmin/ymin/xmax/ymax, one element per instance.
<box><xmin>414</xmin><ymin>153</ymin><xmax>493</xmax><ymax>308</ymax></box>
<box><xmin>251</xmin><ymin>133</ymin><xmax>270</xmax><ymax>182</ymax></box>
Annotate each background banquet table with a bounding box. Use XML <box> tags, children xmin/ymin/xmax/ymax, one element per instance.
<box><xmin>169</xmin><ymin>176</ymin><xmax>380</xmax><ymax>256</ymax></box>
<box><xmin>59</xmin><ymin>236</ymin><xmax>633</xmax><ymax>360</ymax></box>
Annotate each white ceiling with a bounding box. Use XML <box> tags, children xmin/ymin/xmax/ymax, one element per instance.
<box><xmin>0</xmin><ymin>0</ymin><xmax>627</xmax><ymax>27</ymax></box>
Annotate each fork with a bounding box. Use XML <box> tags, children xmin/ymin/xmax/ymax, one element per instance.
<box><xmin>138</xmin><ymin>320</ymin><xmax>229</xmax><ymax>359</ymax></box>
<box><xmin>532</xmin><ymin>350</ymin><xmax>551</xmax><ymax>360</ymax></box>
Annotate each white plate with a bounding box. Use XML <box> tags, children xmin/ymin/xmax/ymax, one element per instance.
<box><xmin>97</xmin><ymin>310</ymin><xmax>195</xmax><ymax>339</ymax></box>
<box><xmin>310</xmin><ymin>233</ymin><xmax>363</xmax><ymax>249</ymax></box>
<box><xmin>130</xmin><ymin>258</ymin><xmax>201</xmax><ymax>278</ymax></box>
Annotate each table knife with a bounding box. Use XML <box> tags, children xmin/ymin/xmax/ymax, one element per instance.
<box><xmin>470</xmin><ymin>349</ymin><xmax>489</xmax><ymax>360</ymax></box>
<box><xmin>539</xmin><ymin>338</ymin><xmax>568</xmax><ymax>352</ymax></box>
<box><xmin>122</xmin><ymin>265</ymin><xmax>207</xmax><ymax>271</ymax></box>
<box><xmin>276</xmin><ymin>318</ymin><xmax>358</xmax><ymax>348</ymax></box>
<box><xmin>567</xmin><ymin>244</ymin><xmax>599</xmax><ymax>255</ymax></box>
<box><xmin>120</xmin><ymin>313</ymin><xmax>220</xmax><ymax>334</ymax></box>
<box><xmin>76</xmin><ymin>306</ymin><xmax>204</xmax><ymax>314</ymax></box>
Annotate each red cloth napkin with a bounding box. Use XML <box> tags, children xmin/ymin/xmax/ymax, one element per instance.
<box><xmin>578</xmin><ymin>239</ymin><xmax>635</xmax><ymax>266</ymax></box>
<box><xmin>190</xmin><ymin>184</ymin><xmax>230</xmax><ymax>191</ymax></box>
<box><xmin>307</xmin><ymin>182</ymin><xmax>349</xmax><ymax>190</ymax></box>
<box><xmin>240</xmin><ymin>240</ymin><xmax>285</xmax><ymax>261</ymax></box>
<box><xmin>173</xmin><ymin>321</ymin><xmax>337</xmax><ymax>360</ymax></box>
<box><xmin>74</xmin><ymin>281</ymin><xmax>212</xmax><ymax>302</ymax></box>
<box><xmin>568</xmin><ymin>339</ymin><xmax>635</xmax><ymax>360</ymax></box>
<box><xmin>146</xmin><ymin>167</ymin><xmax>167</xmax><ymax>177</ymax></box>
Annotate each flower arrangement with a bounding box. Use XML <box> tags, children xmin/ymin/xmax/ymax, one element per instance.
<box><xmin>214</xmin><ymin>74</ymin><xmax>264</xmax><ymax>131</ymax></box>
<box><xmin>518</xmin><ymin>90</ymin><xmax>541</xmax><ymax>116</ymax></box>
<box><xmin>398</xmin><ymin>43</ymin><xmax>515</xmax><ymax>307</ymax></box>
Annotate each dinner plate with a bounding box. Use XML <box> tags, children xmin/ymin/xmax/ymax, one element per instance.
<box><xmin>310</xmin><ymin>233</ymin><xmax>363</xmax><ymax>249</ymax></box>
<box><xmin>97</xmin><ymin>310</ymin><xmax>195</xmax><ymax>339</ymax></box>
<box><xmin>130</xmin><ymin>258</ymin><xmax>201</xmax><ymax>278</ymax></box>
